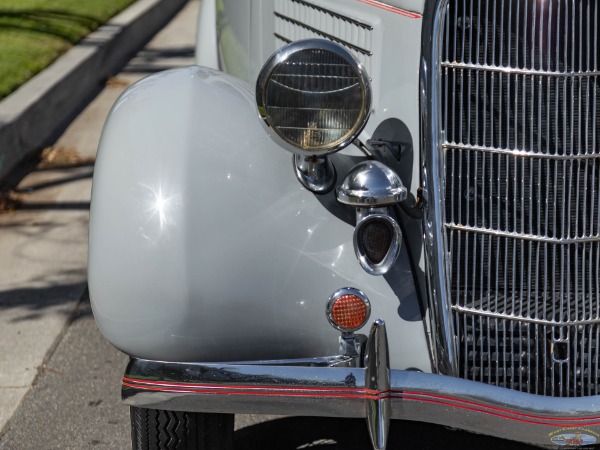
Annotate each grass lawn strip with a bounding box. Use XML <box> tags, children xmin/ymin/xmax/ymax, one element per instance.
<box><xmin>0</xmin><ymin>0</ymin><xmax>137</xmax><ymax>100</ymax></box>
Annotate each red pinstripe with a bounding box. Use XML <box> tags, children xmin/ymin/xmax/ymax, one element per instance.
<box><xmin>356</xmin><ymin>0</ymin><xmax>422</xmax><ymax>19</ymax></box>
<box><xmin>123</xmin><ymin>377</ymin><xmax>600</xmax><ymax>427</ymax></box>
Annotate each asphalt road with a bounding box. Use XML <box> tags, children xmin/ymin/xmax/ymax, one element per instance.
<box><xmin>0</xmin><ymin>1</ymin><xmax>559</xmax><ymax>449</ymax></box>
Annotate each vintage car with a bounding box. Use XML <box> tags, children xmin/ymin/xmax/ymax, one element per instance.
<box><xmin>88</xmin><ymin>0</ymin><xmax>600</xmax><ymax>448</ymax></box>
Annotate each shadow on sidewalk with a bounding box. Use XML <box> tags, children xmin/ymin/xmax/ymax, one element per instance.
<box><xmin>122</xmin><ymin>46</ymin><xmax>195</xmax><ymax>74</ymax></box>
<box><xmin>15</xmin><ymin>168</ymin><xmax>93</xmax><ymax>194</ymax></box>
<box><xmin>0</xmin><ymin>279</ymin><xmax>89</xmax><ymax>322</ymax></box>
<box><xmin>0</xmin><ymin>148</ymin><xmax>94</xmax><ymax>213</ymax></box>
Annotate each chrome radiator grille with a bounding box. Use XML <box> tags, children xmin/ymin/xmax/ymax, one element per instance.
<box><xmin>438</xmin><ymin>0</ymin><xmax>600</xmax><ymax>396</ymax></box>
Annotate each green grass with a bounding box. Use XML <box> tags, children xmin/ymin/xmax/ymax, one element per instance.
<box><xmin>0</xmin><ymin>0</ymin><xmax>137</xmax><ymax>100</ymax></box>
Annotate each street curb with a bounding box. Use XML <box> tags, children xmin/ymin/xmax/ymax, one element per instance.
<box><xmin>0</xmin><ymin>0</ymin><xmax>189</xmax><ymax>184</ymax></box>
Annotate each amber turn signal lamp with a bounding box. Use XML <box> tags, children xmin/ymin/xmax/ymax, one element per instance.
<box><xmin>327</xmin><ymin>288</ymin><xmax>371</xmax><ymax>333</ymax></box>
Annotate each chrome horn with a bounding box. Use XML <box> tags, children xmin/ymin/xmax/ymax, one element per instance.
<box><xmin>336</xmin><ymin>161</ymin><xmax>406</xmax><ymax>275</ymax></box>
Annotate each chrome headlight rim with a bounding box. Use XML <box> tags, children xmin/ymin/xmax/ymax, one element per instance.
<box><xmin>256</xmin><ymin>38</ymin><xmax>372</xmax><ymax>156</ymax></box>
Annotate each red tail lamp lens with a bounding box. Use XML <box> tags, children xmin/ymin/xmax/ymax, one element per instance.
<box><xmin>327</xmin><ymin>289</ymin><xmax>370</xmax><ymax>332</ymax></box>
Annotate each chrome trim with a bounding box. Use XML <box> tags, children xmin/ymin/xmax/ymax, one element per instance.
<box><xmin>274</xmin><ymin>0</ymin><xmax>375</xmax><ymax>78</ymax></box>
<box><xmin>354</xmin><ymin>212</ymin><xmax>402</xmax><ymax>276</ymax></box>
<box><xmin>433</xmin><ymin>0</ymin><xmax>600</xmax><ymax>396</ymax></box>
<box><xmin>364</xmin><ymin>320</ymin><xmax>390</xmax><ymax>450</ymax></box>
<box><xmin>338</xmin><ymin>333</ymin><xmax>367</xmax><ymax>362</ymax></box>
<box><xmin>445</xmin><ymin>223</ymin><xmax>600</xmax><ymax>245</ymax></box>
<box><xmin>336</xmin><ymin>161</ymin><xmax>407</xmax><ymax>207</ymax></box>
<box><xmin>336</xmin><ymin>160</ymin><xmax>406</xmax><ymax>275</ymax></box>
<box><xmin>227</xmin><ymin>355</ymin><xmax>357</xmax><ymax>367</ymax></box>
<box><xmin>452</xmin><ymin>304</ymin><xmax>600</xmax><ymax>327</ymax></box>
<box><xmin>274</xmin><ymin>32</ymin><xmax>291</xmax><ymax>44</ymax></box>
<box><xmin>122</xmin><ymin>320</ymin><xmax>600</xmax><ymax>447</ymax></box>
<box><xmin>256</xmin><ymin>39</ymin><xmax>372</xmax><ymax>156</ymax></box>
<box><xmin>443</xmin><ymin>142</ymin><xmax>600</xmax><ymax>161</ymax></box>
<box><xmin>293</xmin><ymin>154</ymin><xmax>336</xmax><ymax>194</ymax></box>
<box><xmin>286</xmin><ymin>0</ymin><xmax>374</xmax><ymax>31</ymax></box>
<box><xmin>420</xmin><ymin>0</ymin><xmax>457</xmax><ymax>376</ymax></box>
<box><xmin>273</xmin><ymin>13</ymin><xmax>373</xmax><ymax>56</ymax></box>
<box><xmin>123</xmin><ymin>358</ymin><xmax>600</xmax><ymax>449</ymax></box>
<box><xmin>440</xmin><ymin>61</ymin><xmax>600</xmax><ymax>78</ymax></box>
<box><xmin>326</xmin><ymin>287</ymin><xmax>371</xmax><ymax>333</ymax></box>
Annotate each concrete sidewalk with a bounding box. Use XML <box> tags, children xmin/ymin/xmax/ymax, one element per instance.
<box><xmin>0</xmin><ymin>0</ymin><xmax>199</xmax><ymax>436</ymax></box>
<box><xmin>0</xmin><ymin>0</ymin><xmax>188</xmax><ymax>184</ymax></box>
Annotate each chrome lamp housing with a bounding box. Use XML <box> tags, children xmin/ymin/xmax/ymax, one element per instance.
<box><xmin>337</xmin><ymin>161</ymin><xmax>406</xmax><ymax>275</ymax></box>
<box><xmin>256</xmin><ymin>39</ymin><xmax>372</xmax><ymax>192</ymax></box>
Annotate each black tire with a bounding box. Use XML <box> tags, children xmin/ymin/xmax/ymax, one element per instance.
<box><xmin>130</xmin><ymin>407</ymin><xmax>234</xmax><ymax>450</ymax></box>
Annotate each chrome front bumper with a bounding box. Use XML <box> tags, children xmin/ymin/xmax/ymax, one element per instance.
<box><xmin>123</xmin><ymin>321</ymin><xmax>600</xmax><ymax>449</ymax></box>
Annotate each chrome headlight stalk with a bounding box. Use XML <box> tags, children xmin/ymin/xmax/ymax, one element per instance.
<box><xmin>256</xmin><ymin>39</ymin><xmax>372</xmax><ymax>193</ymax></box>
<box><xmin>293</xmin><ymin>154</ymin><xmax>336</xmax><ymax>194</ymax></box>
<box><xmin>337</xmin><ymin>161</ymin><xmax>407</xmax><ymax>276</ymax></box>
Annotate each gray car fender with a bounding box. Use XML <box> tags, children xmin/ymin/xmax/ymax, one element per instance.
<box><xmin>88</xmin><ymin>66</ymin><xmax>431</xmax><ymax>371</ymax></box>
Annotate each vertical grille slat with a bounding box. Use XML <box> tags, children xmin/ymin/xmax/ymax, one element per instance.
<box><xmin>439</xmin><ymin>0</ymin><xmax>600</xmax><ymax>397</ymax></box>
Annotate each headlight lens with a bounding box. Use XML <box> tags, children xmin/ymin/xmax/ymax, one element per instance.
<box><xmin>256</xmin><ymin>39</ymin><xmax>371</xmax><ymax>155</ymax></box>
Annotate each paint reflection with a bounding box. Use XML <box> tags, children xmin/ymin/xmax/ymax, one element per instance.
<box><xmin>138</xmin><ymin>182</ymin><xmax>181</xmax><ymax>243</ymax></box>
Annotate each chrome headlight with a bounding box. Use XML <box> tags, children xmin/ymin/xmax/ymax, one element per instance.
<box><xmin>256</xmin><ymin>39</ymin><xmax>371</xmax><ymax>156</ymax></box>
